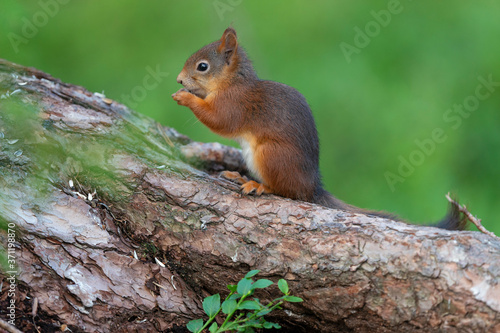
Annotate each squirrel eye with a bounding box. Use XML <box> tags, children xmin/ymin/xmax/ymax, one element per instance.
<box><xmin>196</xmin><ymin>61</ymin><xmax>209</xmax><ymax>72</ymax></box>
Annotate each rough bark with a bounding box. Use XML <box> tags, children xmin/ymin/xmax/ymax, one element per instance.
<box><xmin>0</xmin><ymin>59</ymin><xmax>499</xmax><ymax>333</ymax></box>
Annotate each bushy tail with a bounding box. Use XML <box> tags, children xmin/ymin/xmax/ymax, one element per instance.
<box><xmin>313</xmin><ymin>187</ymin><xmax>467</xmax><ymax>231</ymax></box>
<box><xmin>433</xmin><ymin>198</ymin><xmax>468</xmax><ymax>230</ymax></box>
<box><xmin>313</xmin><ymin>187</ymin><xmax>399</xmax><ymax>220</ymax></box>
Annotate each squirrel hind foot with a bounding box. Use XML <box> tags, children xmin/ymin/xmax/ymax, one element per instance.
<box><xmin>240</xmin><ymin>180</ymin><xmax>272</xmax><ymax>196</ymax></box>
<box><xmin>220</xmin><ymin>171</ymin><xmax>248</xmax><ymax>185</ymax></box>
<box><xmin>220</xmin><ymin>171</ymin><xmax>272</xmax><ymax>196</ymax></box>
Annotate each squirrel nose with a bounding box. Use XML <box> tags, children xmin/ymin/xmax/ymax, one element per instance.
<box><xmin>176</xmin><ymin>74</ymin><xmax>183</xmax><ymax>85</ymax></box>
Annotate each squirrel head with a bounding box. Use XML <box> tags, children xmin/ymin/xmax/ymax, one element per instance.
<box><xmin>176</xmin><ymin>27</ymin><xmax>255</xmax><ymax>99</ymax></box>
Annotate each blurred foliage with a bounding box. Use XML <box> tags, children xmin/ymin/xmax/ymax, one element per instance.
<box><xmin>0</xmin><ymin>0</ymin><xmax>498</xmax><ymax>233</ymax></box>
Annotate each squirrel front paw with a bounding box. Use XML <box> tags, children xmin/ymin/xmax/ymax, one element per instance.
<box><xmin>172</xmin><ymin>88</ymin><xmax>194</xmax><ymax>106</ymax></box>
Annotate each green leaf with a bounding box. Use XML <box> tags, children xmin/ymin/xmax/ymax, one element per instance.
<box><xmin>227</xmin><ymin>284</ymin><xmax>237</xmax><ymax>292</ymax></box>
<box><xmin>237</xmin><ymin>278</ymin><xmax>253</xmax><ymax>295</ymax></box>
<box><xmin>245</xmin><ymin>270</ymin><xmax>260</xmax><ymax>278</ymax></box>
<box><xmin>278</xmin><ymin>279</ymin><xmax>289</xmax><ymax>295</ymax></box>
<box><xmin>229</xmin><ymin>293</ymin><xmax>242</xmax><ymax>300</ymax></box>
<box><xmin>251</xmin><ymin>279</ymin><xmax>273</xmax><ymax>290</ymax></box>
<box><xmin>209</xmin><ymin>322</ymin><xmax>218</xmax><ymax>333</ymax></box>
<box><xmin>203</xmin><ymin>294</ymin><xmax>221</xmax><ymax>317</ymax></box>
<box><xmin>186</xmin><ymin>318</ymin><xmax>204</xmax><ymax>333</ymax></box>
<box><xmin>256</xmin><ymin>308</ymin><xmax>272</xmax><ymax>317</ymax></box>
<box><xmin>263</xmin><ymin>321</ymin><xmax>282</xmax><ymax>329</ymax></box>
<box><xmin>245</xmin><ymin>319</ymin><xmax>263</xmax><ymax>328</ymax></box>
<box><xmin>221</xmin><ymin>299</ymin><xmax>237</xmax><ymax>314</ymax></box>
<box><xmin>237</xmin><ymin>300</ymin><xmax>262</xmax><ymax>310</ymax></box>
<box><xmin>283</xmin><ymin>295</ymin><xmax>303</xmax><ymax>303</ymax></box>
<box><xmin>263</xmin><ymin>322</ymin><xmax>275</xmax><ymax>329</ymax></box>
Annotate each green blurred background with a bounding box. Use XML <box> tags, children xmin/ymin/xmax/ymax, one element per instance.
<box><xmin>1</xmin><ymin>0</ymin><xmax>498</xmax><ymax>232</ymax></box>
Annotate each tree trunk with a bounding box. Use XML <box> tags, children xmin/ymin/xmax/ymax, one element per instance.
<box><xmin>0</xmin><ymin>59</ymin><xmax>499</xmax><ymax>333</ymax></box>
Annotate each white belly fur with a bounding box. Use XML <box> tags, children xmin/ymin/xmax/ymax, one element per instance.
<box><xmin>236</xmin><ymin>137</ymin><xmax>262</xmax><ymax>181</ymax></box>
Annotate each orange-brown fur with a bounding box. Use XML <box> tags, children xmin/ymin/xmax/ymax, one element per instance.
<box><xmin>172</xmin><ymin>27</ymin><xmax>466</xmax><ymax>230</ymax></box>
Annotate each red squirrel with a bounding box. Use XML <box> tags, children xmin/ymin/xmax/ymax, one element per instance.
<box><xmin>172</xmin><ymin>27</ymin><xmax>466</xmax><ymax>230</ymax></box>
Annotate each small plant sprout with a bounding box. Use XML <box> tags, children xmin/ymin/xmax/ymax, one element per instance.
<box><xmin>186</xmin><ymin>270</ymin><xmax>303</xmax><ymax>333</ymax></box>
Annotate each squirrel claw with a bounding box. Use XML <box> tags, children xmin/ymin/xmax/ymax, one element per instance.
<box><xmin>221</xmin><ymin>171</ymin><xmax>271</xmax><ymax>196</ymax></box>
<box><xmin>240</xmin><ymin>180</ymin><xmax>271</xmax><ymax>196</ymax></box>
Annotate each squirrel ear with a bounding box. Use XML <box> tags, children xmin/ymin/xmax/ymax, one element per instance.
<box><xmin>218</xmin><ymin>27</ymin><xmax>238</xmax><ymax>64</ymax></box>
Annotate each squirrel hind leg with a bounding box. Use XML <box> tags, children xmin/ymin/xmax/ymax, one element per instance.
<box><xmin>221</xmin><ymin>171</ymin><xmax>249</xmax><ymax>185</ymax></box>
<box><xmin>220</xmin><ymin>171</ymin><xmax>272</xmax><ymax>196</ymax></box>
<box><xmin>240</xmin><ymin>180</ymin><xmax>272</xmax><ymax>196</ymax></box>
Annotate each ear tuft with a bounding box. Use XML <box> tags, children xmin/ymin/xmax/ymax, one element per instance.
<box><xmin>218</xmin><ymin>27</ymin><xmax>238</xmax><ymax>64</ymax></box>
